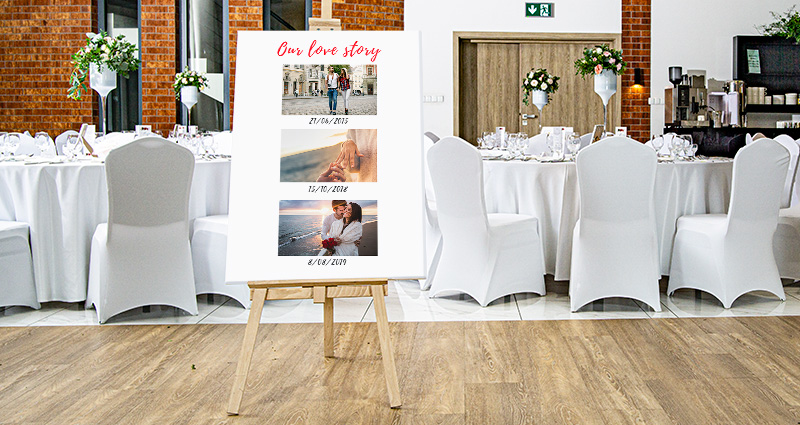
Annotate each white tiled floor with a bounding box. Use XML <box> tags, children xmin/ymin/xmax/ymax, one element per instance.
<box><xmin>2</xmin><ymin>277</ymin><xmax>800</xmax><ymax>327</ymax></box>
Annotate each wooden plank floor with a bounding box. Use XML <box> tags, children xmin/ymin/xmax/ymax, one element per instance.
<box><xmin>1</xmin><ymin>317</ymin><xmax>800</xmax><ymax>424</ymax></box>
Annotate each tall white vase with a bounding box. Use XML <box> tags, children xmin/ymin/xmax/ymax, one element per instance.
<box><xmin>530</xmin><ymin>89</ymin><xmax>549</xmax><ymax>130</ymax></box>
<box><xmin>90</xmin><ymin>63</ymin><xmax>117</xmax><ymax>133</ymax></box>
<box><xmin>594</xmin><ymin>69</ymin><xmax>617</xmax><ymax>131</ymax></box>
<box><xmin>181</xmin><ymin>86</ymin><xmax>199</xmax><ymax>124</ymax></box>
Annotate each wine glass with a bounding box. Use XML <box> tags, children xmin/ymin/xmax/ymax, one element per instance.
<box><xmin>689</xmin><ymin>143</ymin><xmax>699</xmax><ymax>159</ymax></box>
<box><xmin>0</xmin><ymin>132</ymin><xmax>8</xmax><ymax>161</ymax></box>
<box><xmin>34</xmin><ymin>132</ymin><xmax>52</xmax><ymax>156</ymax></box>
<box><xmin>507</xmin><ymin>133</ymin><xmax>520</xmax><ymax>158</ymax></box>
<box><xmin>64</xmin><ymin>135</ymin><xmax>80</xmax><ymax>161</ymax></box>
<box><xmin>651</xmin><ymin>135</ymin><xmax>664</xmax><ymax>157</ymax></box>
<box><xmin>567</xmin><ymin>132</ymin><xmax>581</xmax><ymax>159</ymax></box>
<box><xmin>201</xmin><ymin>134</ymin><xmax>216</xmax><ymax>156</ymax></box>
<box><xmin>6</xmin><ymin>134</ymin><xmax>20</xmax><ymax>159</ymax></box>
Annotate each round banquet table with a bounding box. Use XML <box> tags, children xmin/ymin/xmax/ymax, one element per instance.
<box><xmin>0</xmin><ymin>158</ymin><xmax>231</xmax><ymax>303</ymax></box>
<box><xmin>482</xmin><ymin>158</ymin><xmax>733</xmax><ymax>280</ymax></box>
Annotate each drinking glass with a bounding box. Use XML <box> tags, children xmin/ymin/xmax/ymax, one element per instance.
<box><xmin>34</xmin><ymin>132</ymin><xmax>52</xmax><ymax>156</ymax></box>
<box><xmin>0</xmin><ymin>132</ymin><xmax>7</xmax><ymax>161</ymax></box>
<box><xmin>689</xmin><ymin>143</ymin><xmax>698</xmax><ymax>159</ymax></box>
<box><xmin>518</xmin><ymin>133</ymin><xmax>529</xmax><ymax>157</ymax></box>
<box><xmin>64</xmin><ymin>135</ymin><xmax>80</xmax><ymax>161</ymax></box>
<box><xmin>6</xmin><ymin>134</ymin><xmax>20</xmax><ymax>159</ymax></box>
<box><xmin>201</xmin><ymin>134</ymin><xmax>216</xmax><ymax>156</ymax></box>
<box><xmin>567</xmin><ymin>132</ymin><xmax>581</xmax><ymax>158</ymax></box>
<box><xmin>651</xmin><ymin>135</ymin><xmax>664</xmax><ymax>156</ymax></box>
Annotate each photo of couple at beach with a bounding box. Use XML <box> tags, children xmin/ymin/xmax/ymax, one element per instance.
<box><xmin>278</xmin><ymin>200</ymin><xmax>378</xmax><ymax>256</ymax></box>
<box><xmin>280</xmin><ymin>129</ymin><xmax>377</xmax><ymax>183</ymax></box>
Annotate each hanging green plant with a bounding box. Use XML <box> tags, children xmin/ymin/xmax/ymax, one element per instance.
<box><xmin>68</xmin><ymin>31</ymin><xmax>140</xmax><ymax>100</ymax></box>
<box><xmin>758</xmin><ymin>6</ymin><xmax>800</xmax><ymax>43</ymax></box>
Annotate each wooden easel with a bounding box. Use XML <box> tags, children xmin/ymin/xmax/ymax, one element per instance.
<box><xmin>308</xmin><ymin>0</ymin><xmax>343</xmax><ymax>31</ymax></box>
<box><xmin>227</xmin><ymin>279</ymin><xmax>402</xmax><ymax>415</ymax></box>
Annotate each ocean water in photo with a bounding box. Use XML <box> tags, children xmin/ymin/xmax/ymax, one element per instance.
<box><xmin>279</xmin><ymin>215</ymin><xmax>378</xmax><ymax>256</ymax></box>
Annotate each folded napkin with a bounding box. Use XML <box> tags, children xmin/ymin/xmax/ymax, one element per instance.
<box><xmin>88</xmin><ymin>132</ymin><xmax>137</xmax><ymax>160</ymax></box>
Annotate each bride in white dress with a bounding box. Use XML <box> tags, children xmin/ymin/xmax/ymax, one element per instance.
<box><xmin>319</xmin><ymin>202</ymin><xmax>363</xmax><ymax>256</ymax></box>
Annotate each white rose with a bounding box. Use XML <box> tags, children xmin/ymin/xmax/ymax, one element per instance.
<box><xmin>595</xmin><ymin>47</ymin><xmax>602</xmax><ymax>54</ymax></box>
<box><xmin>547</xmin><ymin>78</ymin><xmax>553</xmax><ymax>84</ymax></box>
<box><xmin>176</xmin><ymin>73</ymin><xmax>180</xmax><ymax>78</ymax></box>
<box><xmin>528</xmin><ymin>72</ymin><xmax>533</xmax><ymax>78</ymax></box>
<box><xmin>182</xmin><ymin>78</ymin><xmax>188</xmax><ymax>84</ymax></box>
<box><xmin>531</xmin><ymin>80</ymin><xmax>538</xmax><ymax>87</ymax></box>
<box><xmin>524</xmin><ymin>79</ymin><xmax>529</xmax><ymax>86</ymax></box>
<box><xmin>92</xmin><ymin>33</ymin><xmax>102</xmax><ymax>42</ymax></box>
<box><xmin>541</xmin><ymin>82</ymin><xmax>548</xmax><ymax>90</ymax></box>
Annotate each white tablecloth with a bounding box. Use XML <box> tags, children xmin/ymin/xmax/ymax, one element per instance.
<box><xmin>0</xmin><ymin>158</ymin><xmax>231</xmax><ymax>302</ymax></box>
<box><xmin>483</xmin><ymin>159</ymin><xmax>733</xmax><ymax>279</ymax></box>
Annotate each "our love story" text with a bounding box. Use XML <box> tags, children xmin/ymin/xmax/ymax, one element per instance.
<box><xmin>277</xmin><ymin>40</ymin><xmax>381</xmax><ymax>62</ymax></box>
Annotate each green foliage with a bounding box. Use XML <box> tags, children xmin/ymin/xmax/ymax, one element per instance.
<box><xmin>68</xmin><ymin>31</ymin><xmax>140</xmax><ymax>100</ymax></box>
<box><xmin>522</xmin><ymin>68</ymin><xmax>560</xmax><ymax>106</ymax></box>
<box><xmin>173</xmin><ymin>67</ymin><xmax>209</xmax><ymax>100</ymax></box>
<box><xmin>574</xmin><ymin>44</ymin><xmax>627</xmax><ymax>77</ymax></box>
<box><xmin>758</xmin><ymin>6</ymin><xmax>800</xmax><ymax>43</ymax></box>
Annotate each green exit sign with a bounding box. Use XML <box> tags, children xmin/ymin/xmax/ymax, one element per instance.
<box><xmin>526</xmin><ymin>3</ymin><xmax>554</xmax><ymax>17</ymax></box>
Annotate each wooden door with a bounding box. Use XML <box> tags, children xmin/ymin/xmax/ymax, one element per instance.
<box><xmin>455</xmin><ymin>33</ymin><xmax>622</xmax><ymax>143</ymax></box>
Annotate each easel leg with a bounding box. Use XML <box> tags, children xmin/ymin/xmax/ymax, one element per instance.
<box><xmin>370</xmin><ymin>284</ymin><xmax>401</xmax><ymax>408</ymax></box>
<box><xmin>324</xmin><ymin>294</ymin><xmax>334</xmax><ymax>358</ymax></box>
<box><xmin>227</xmin><ymin>287</ymin><xmax>267</xmax><ymax>415</ymax></box>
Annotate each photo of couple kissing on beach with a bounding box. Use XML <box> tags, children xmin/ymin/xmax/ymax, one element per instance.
<box><xmin>278</xmin><ymin>200</ymin><xmax>378</xmax><ymax>256</ymax></box>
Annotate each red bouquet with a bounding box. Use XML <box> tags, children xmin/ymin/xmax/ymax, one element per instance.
<box><xmin>321</xmin><ymin>237</ymin><xmax>338</xmax><ymax>255</ymax></box>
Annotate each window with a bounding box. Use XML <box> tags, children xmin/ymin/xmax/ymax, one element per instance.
<box><xmin>180</xmin><ymin>0</ymin><xmax>229</xmax><ymax>130</ymax></box>
<box><xmin>265</xmin><ymin>0</ymin><xmax>311</xmax><ymax>31</ymax></box>
<box><xmin>99</xmin><ymin>0</ymin><xmax>141</xmax><ymax>132</ymax></box>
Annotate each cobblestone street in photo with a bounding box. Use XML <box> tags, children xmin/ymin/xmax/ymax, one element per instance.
<box><xmin>282</xmin><ymin>95</ymin><xmax>377</xmax><ymax>115</ymax></box>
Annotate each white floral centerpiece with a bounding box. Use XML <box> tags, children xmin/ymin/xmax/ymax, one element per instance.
<box><xmin>574</xmin><ymin>44</ymin><xmax>627</xmax><ymax>77</ymax></box>
<box><xmin>522</xmin><ymin>68</ymin><xmax>560</xmax><ymax>106</ymax></box>
<box><xmin>68</xmin><ymin>31</ymin><xmax>140</xmax><ymax>100</ymax></box>
<box><xmin>173</xmin><ymin>67</ymin><xmax>209</xmax><ymax>100</ymax></box>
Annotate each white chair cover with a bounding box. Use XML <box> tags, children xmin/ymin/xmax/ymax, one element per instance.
<box><xmin>774</xmin><ymin>205</ymin><xmax>800</xmax><ymax>280</ymax></box>
<box><xmin>668</xmin><ymin>139</ymin><xmax>789</xmax><ymax>307</ymax></box>
<box><xmin>86</xmin><ymin>137</ymin><xmax>198</xmax><ymax>322</ymax></box>
<box><xmin>0</xmin><ymin>221</ymin><xmax>39</xmax><ymax>309</ymax></box>
<box><xmin>525</xmin><ymin>133</ymin><xmax>549</xmax><ymax>155</ymax></box>
<box><xmin>9</xmin><ymin>132</ymin><xmax>37</xmax><ymax>156</ymax></box>
<box><xmin>774</xmin><ymin>134</ymin><xmax>800</xmax><ymax>208</ymax></box>
<box><xmin>421</xmin><ymin>134</ymin><xmax>441</xmax><ymax>290</ymax></box>
<box><xmin>55</xmin><ymin>130</ymin><xmax>79</xmax><ymax>156</ymax></box>
<box><xmin>570</xmin><ymin>136</ymin><xmax>661</xmax><ymax>311</ymax></box>
<box><xmin>191</xmin><ymin>215</ymin><xmax>250</xmax><ymax>308</ymax></box>
<box><xmin>427</xmin><ymin>137</ymin><xmax>545</xmax><ymax>306</ymax></box>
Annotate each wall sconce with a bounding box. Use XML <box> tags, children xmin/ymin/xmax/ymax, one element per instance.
<box><xmin>633</xmin><ymin>68</ymin><xmax>644</xmax><ymax>88</ymax></box>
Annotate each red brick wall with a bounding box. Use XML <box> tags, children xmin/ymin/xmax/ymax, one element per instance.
<box><xmin>311</xmin><ymin>0</ymin><xmax>403</xmax><ymax>30</ymax></box>
<box><xmin>0</xmin><ymin>1</ymin><xmax>402</xmax><ymax>136</ymax></box>
<box><xmin>0</xmin><ymin>0</ymin><xmax>95</xmax><ymax>136</ymax></box>
<box><xmin>140</xmin><ymin>0</ymin><xmax>177</xmax><ymax>136</ymax></box>
<box><xmin>228</xmin><ymin>0</ymin><xmax>263</xmax><ymax>129</ymax></box>
<box><xmin>621</xmin><ymin>0</ymin><xmax>651</xmax><ymax>142</ymax></box>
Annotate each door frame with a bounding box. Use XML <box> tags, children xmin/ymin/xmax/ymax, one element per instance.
<box><xmin>453</xmin><ymin>32</ymin><xmax>623</xmax><ymax>137</ymax></box>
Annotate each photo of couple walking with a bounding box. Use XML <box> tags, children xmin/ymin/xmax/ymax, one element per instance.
<box><xmin>281</xmin><ymin>64</ymin><xmax>377</xmax><ymax>115</ymax></box>
<box><xmin>278</xmin><ymin>200</ymin><xmax>378</xmax><ymax>256</ymax></box>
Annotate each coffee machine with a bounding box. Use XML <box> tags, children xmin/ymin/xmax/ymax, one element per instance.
<box><xmin>665</xmin><ymin>67</ymin><xmax>708</xmax><ymax>127</ymax></box>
